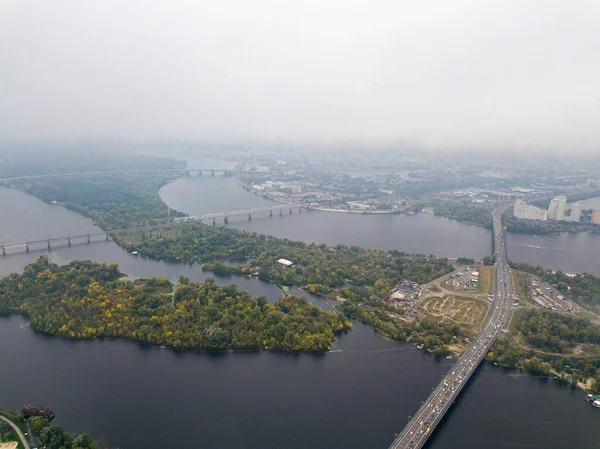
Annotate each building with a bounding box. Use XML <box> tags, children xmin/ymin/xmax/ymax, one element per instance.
<box><xmin>277</xmin><ymin>258</ymin><xmax>293</xmax><ymax>269</ymax></box>
<box><xmin>592</xmin><ymin>210</ymin><xmax>600</xmax><ymax>225</ymax></box>
<box><xmin>513</xmin><ymin>199</ymin><xmax>547</xmax><ymax>221</ymax></box>
<box><xmin>569</xmin><ymin>202</ymin><xmax>582</xmax><ymax>222</ymax></box>
<box><xmin>379</xmin><ymin>189</ymin><xmax>396</xmax><ymax>205</ymax></box>
<box><xmin>547</xmin><ymin>196</ymin><xmax>567</xmax><ymax>221</ymax></box>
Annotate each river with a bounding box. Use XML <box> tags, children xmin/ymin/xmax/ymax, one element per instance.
<box><xmin>1</xmin><ymin>177</ymin><xmax>600</xmax><ymax>448</ymax></box>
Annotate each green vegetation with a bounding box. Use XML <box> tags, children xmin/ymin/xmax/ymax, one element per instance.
<box><xmin>432</xmin><ymin>200</ymin><xmax>493</xmax><ymax>228</ymax></box>
<box><xmin>503</xmin><ymin>215</ymin><xmax>598</xmax><ymax>235</ymax></box>
<box><xmin>12</xmin><ymin>172</ymin><xmax>185</xmax><ymax>231</ymax></box>
<box><xmin>490</xmin><ymin>308</ymin><xmax>600</xmax><ymax>391</ymax></box>
<box><xmin>511</xmin><ymin>262</ymin><xmax>600</xmax><ymax>307</ymax></box>
<box><xmin>0</xmin><ymin>257</ymin><xmax>350</xmax><ymax>352</ymax></box>
<box><xmin>1</xmin><ymin>409</ymin><xmax>98</xmax><ymax>449</ymax></box>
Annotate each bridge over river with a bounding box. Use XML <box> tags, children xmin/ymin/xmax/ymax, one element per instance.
<box><xmin>387</xmin><ymin>206</ymin><xmax>513</xmax><ymax>449</ymax></box>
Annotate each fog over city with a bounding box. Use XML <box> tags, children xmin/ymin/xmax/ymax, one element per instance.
<box><xmin>2</xmin><ymin>0</ymin><xmax>600</xmax><ymax>152</ymax></box>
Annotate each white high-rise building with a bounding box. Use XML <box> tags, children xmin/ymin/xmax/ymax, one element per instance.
<box><xmin>547</xmin><ymin>196</ymin><xmax>567</xmax><ymax>221</ymax></box>
<box><xmin>569</xmin><ymin>202</ymin><xmax>582</xmax><ymax>222</ymax></box>
<box><xmin>513</xmin><ymin>199</ymin><xmax>547</xmax><ymax>221</ymax></box>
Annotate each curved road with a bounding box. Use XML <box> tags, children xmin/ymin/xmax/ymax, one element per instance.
<box><xmin>387</xmin><ymin>206</ymin><xmax>513</xmax><ymax>449</ymax></box>
<box><xmin>0</xmin><ymin>414</ymin><xmax>30</xmax><ymax>449</ymax></box>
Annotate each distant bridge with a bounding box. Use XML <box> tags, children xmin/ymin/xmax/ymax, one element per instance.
<box><xmin>175</xmin><ymin>205</ymin><xmax>303</xmax><ymax>225</ymax></box>
<box><xmin>0</xmin><ymin>168</ymin><xmax>271</xmax><ymax>184</ymax></box>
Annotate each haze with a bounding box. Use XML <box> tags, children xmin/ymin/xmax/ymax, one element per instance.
<box><xmin>1</xmin><ymin>0</ymin><xmax>600</xmax><ymax>153</ymax></box>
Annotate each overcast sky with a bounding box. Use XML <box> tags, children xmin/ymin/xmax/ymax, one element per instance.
<box><xmin>1</xmin><ymin>1</ymin><xmax>600</xmax><ymax>152</ymax></box>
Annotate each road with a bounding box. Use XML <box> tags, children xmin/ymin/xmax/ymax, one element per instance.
<box><xmin>0</xmin><ymin>414</ymin><xmax>30</xmax><ymax>449</ymax></box>
<box><xmin>387</xmin><ymin>206</ymin><xmax>513</xmax><ymax>449</ymax></box>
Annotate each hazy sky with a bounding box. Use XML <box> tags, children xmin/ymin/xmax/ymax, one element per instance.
<box><xmin>1</xmin><ymin>1</ymin><xmax>600</xmax><ymax>152</ymax></box>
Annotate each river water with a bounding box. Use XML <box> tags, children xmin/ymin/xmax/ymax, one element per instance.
<box><xmin>1</xmin><ymin>176</ymin><xmax>600</xmax><ymax>448</ymax></box>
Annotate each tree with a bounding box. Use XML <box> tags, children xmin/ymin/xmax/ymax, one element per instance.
<box><xmin>39</xmin><ymin>425</ymin><xmax>73</xmax><ymax>449</ymax></box>
<box><xmin>30</xmin><ymin>416</ymin><xmax>50</xmax><ymax>435</ymax></box>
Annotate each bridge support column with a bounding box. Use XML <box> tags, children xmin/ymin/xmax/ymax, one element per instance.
<box><xmin>248</xmin><ymin>213</ymin><xmax>251</xmax><ymax>221</ymax></box>
<box><xmin>211</xmin><ymin>170</ymin><xmax>215</xmax><ymax>177</ymax></box>
<box><xmin>270</xmin><ymin>210</ymin><xmax>273</xmax><ymax>217</ymax></box>
<box><xmin>224</xmin><ymin>216</ymin><xmax>229</xmax><ymax>224</ymax></box>
<box><xmin>280</xmin><ymin>209</ymin><xmax>283</xmax><ymax>216</ymax></box>
<box><xmin>47</xmin><ymin>239</ymin><xmax>51</xmax><ymax>250</ymax></box>
<box><xmin>68</xmin><ymin>237</ymin><xmax>71</xmax><ymax>246</ymax></box>
<box><xmin>289</xmin><ymin>207</ymin><xmax>292</xmax><ymax>214</ymax></box>
<box><xmin>106</xmin><ymin>233</ymin><xmax>109</xmax><ymax>241</ymax></box>
<box><xmin>198</xmin><ymin>171</ymin><xmax>203</xmax><ymax>176</ymax></box>
<box><xmin>213</xmin><ymin>218</ymin><xmax>216</xmax><ymax>226</ymax></box>
<box><xmin>2</xmin><ymin>246</ymin><xmax>5</xmax><ymax>256</ymax></box>
<box><xmin>298</xmin><ymin>207</ymin><xmax>301</xmax><ymax>213</ymax></box>
<box><xmin>25</xmin><ymin>241</ymin><xmax>29</xmax><ymax>253</ymax></box>
<box><xmin>87</xmin><ymin>233</ymin><xmax>91</xmax><ymax>244</ymax></box>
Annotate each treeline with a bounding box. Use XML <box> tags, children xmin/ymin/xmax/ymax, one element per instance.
<box><xmin>432</xmin><ymin>200</ymin><xmax>493</xmax><ymax>228</ymax></box>
<box><xmin>511</xmin><ymin>262</ymin><xmax>600</xmax><ymax>306</ymax></box>
<box><xmin>0</xmin><ymin>257</ymin><xmax>351</xmax><ymax>352</ymax></box>
<box><xmin>503</xmin><ymin>215</ymin><xmax>597</xmax><ymax>235</ymax></box>
<box><xmin>490</xmin><ymin>309</ymin><xmax>600</xmax><ymax>391</ymax></box>
<box><xmin>11</xmin><ymin>172</ymin><xmax>185</xmax><ymax>231</ymax></box>
<box><xmin>128</xmin><ymin>224</ymin><xmax>454</xmax><ymax>288</ymax></box>
<box><xmin>0</xmin><ymin>410</ymin><xmax>98</xmax><ymax>449</ymax></box>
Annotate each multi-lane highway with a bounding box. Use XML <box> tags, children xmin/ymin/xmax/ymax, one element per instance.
<box><xmin>388</xmin><ymin>206</ymin><xmax>513</xmax><ymax>449</ymax></box>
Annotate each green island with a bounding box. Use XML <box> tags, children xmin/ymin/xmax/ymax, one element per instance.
<box><xmin>1</xmin><ymin>408</ymin><xmax>97</xmax><ymax>449</ymax></box>
<box><xmin>0</xmin><ymin>257</ymin><xmax>350</xmax><ymax>351</ymax></box>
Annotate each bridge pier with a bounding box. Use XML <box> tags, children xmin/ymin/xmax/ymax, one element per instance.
<box><xmin>224</xmin><ymin>216</ymin><xmax>229</xmax><ymax>224</ymax></box>
<box><xmin>2</xmin><ymin>246</ymin><xmax>5</xmax><ymax>256</ymax></box>
<box><xmin>289</xmin><ymin>207</ymin><xmax>292</xmax><ymax>214</ymax></box>
<box><xmin>87</xmin><ymin>233</ymin><xmax>91</xmax><ymax>244</ymax></box>
<box><xmin>68</xmin><ymin>237</ymin><xmax>71</xmax><ymax>246</ymax></box>
<box><xmin>213</xmin><ymin>218</ymin><xmax>216</xmax><ymax>226</ymax></box>
<box><xmin>198</xmin><ymin>170</ymin><xmax>203</xmax><ymax>176</ymax></box>
<box><xmin>106</xmin><ymin>233</ymin><xmax>109</xmax><ymax>241</ymax></box>
<box><xmin>25</xmin><ymin>241</ymin><xmax>29</xmax><ymax>253</ymax></box>
<box><xmin>280</xmin><ymin>209</ymin><xmax>283</xmax><ymax>216</ymax></box>
<box><xmin>211</xmin><ymin>170</ymin><xmax>215</xmax><ymax>177</ymax></box>
<box><xmin>248</xmin><ymin>213</ymin><xmax>251</xmax><ymax>221</ymax></box>
<box><xmin>47</xmin><ymin>238</ymin><xmax>51</xmax><ymax>250</ymax></box>
<box><xmin>270</xmin><ymin>210</ymin><xmax>273</xmax><ymax>217</ymax></box>
<box><xmin>298</xmin><ymin>206</ymin><xmax>301</xmax><ymax>213</ymax></box>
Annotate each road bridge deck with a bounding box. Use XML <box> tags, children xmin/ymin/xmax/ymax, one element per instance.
<box><xmin>387</xmin><ymin>206</ymin><xmax>513</xmax><ymax>449</ymax></box>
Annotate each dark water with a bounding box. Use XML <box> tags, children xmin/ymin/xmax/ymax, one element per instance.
<box><xmin>2</xmin><ymin>183</ymin><xmax>600</xmax><ymax>448</ymax></box>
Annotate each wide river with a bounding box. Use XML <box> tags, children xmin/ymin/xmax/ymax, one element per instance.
<box><xmin>1</xmin><ymin>165</ymin><xmax>600</xmax><ymax>448</ymax></box>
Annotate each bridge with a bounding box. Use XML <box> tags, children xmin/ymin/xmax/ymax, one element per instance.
<box><xmin>387</xmin><ymin>206</ymin><xmax>513</xmax><ymax>449</ymax></box>
<box><xmin>1</xmin><ymin>204</ymin><xmax>305</xmax><ymax>254</ymax></box>
<box><xmin>0</xmin><ymin>168</ymin><xmax>272</xmax><ymax>184</ymax></box>
<box><xmin>175</xmin><ymin>204</ymin><xmax>303</xmax><ymax>225</ymax></box>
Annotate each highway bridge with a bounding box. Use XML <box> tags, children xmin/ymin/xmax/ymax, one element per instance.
<box><xmin>387</xmin><ymin>206</ymin><xmax>513</xmax><ymax>449</ymax></box>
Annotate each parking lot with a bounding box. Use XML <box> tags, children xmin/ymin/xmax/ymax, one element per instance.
<box><xmin>442</xmin><ymin>268</ymin><xmax>480</xmax><ymax>293</ymax></box>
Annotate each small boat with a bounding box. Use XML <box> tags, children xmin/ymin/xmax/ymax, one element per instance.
<box><xmin>585</xmin><ymin>394</ymin><xmax>593</xmax><ymax>402</ymax></box>
<box><xmin>416</xmin><ymin>344</ymin><xmax>424</xmax><ymax>350</ymax></box>
<box><xmin>593</xmin><ymin>400</ymin><xmax>600</xmax><ymax>408</ymax></box>
<box><xmin>131</xmin><ymin>251</ymin><xmax>139</xmax><ymax>255</ymax></box>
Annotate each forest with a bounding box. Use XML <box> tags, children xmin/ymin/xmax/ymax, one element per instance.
<box><xmin>511</xmin><ymin>262</ymin><xmax>600</xmax><ymax>307</ymax></box>
<box><xmin>489</xmin><ymin>308</ymin><xmax>600</xmax><ymax>391</ymax></box>
<box><xmin>0</xmin><ymin>257</ymin><xmax>351</xmax><ymax>352</ymax></box>
<box><xmin>0</xmin><ymin>409</ymin><xmax>98</xmax><ymax>449</ymax></box>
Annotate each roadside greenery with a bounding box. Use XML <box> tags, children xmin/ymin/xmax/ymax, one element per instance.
<box><xmin>0</xmin><ymin>257</ymin><xmax>350</xmax><ymax>352</ymax></box>
<box><xmin>0</xmin><ymin>409</ymin><xmax>98</xmax><ymax>449</ymax></box>
<box><xmin>511</xmin><ymin>262</ymin><xmax>600</xmax><ymax>307</ymax></box>
<box><xmin>490</xmin><ymin>309</ymin><xmax>600</xmax><ymax>391</ymax></box>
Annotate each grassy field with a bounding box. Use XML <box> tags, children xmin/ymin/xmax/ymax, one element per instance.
<box><xmin>477</xmin><ymin>266</ymin><xmax>494</xmax><ymax>293</ymax></box>
<box><xmin>511</xmin><ymin>270</ymin><xmax>528</xmax><ymax>299</ymax></box>
<box><xmin>420</xmin><ymin>295</ymin><xmax>489</xmax><ymax>333</ymax></box>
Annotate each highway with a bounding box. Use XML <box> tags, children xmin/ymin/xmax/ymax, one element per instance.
<box><xmin>388</xmin><ymin>206</ymin><xmax>513</xmax><ymax>449</ymax></box>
